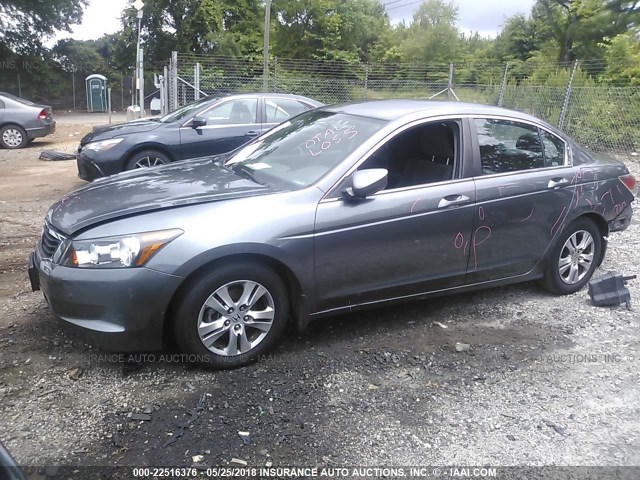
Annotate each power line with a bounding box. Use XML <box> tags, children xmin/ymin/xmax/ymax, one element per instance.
<box><xmin>385</xmin><ymin>0</ymin><xmax>425</xmax><ymax>12</ymax></box>
<box><xmin>382</xmin><ymin>0</ymin><xmax>412</xmax><ymax>6</ymax></box>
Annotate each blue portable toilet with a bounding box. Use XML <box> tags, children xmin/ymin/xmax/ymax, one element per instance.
<box><xmin>86</xmin><ymin>74</ymin><xmax>108</xmax><ymax>112</ymax></box>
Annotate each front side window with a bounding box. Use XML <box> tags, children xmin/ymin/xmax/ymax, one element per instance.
<box><xmin>202</xmin><ymin>98</ymin><xmax>258</xmax><ymax>125</ymax></box>
<box><xmin>226</xmin><ymin>110</ymin><xmax>386</xmax><ymax>189</ymax></box>
<box><xmin>474</xmin><ymin>118</ymin><xmax>546</xmax><ymax>174</ymax></box>
<box><xmin>358</xmin><ymin>120</ymin><xmax>459</xmax><ymax>189</ymax></box>
<box><xmin>159</xmin><ymin>96</ymin><xmax>217</xmax><ymax>123</ymax></box>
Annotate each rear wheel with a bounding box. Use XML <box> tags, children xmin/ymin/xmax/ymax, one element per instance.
<box><xmin>125</xmin><ymin>149</ymin><xmax>170</xmax><ymax>170</ymax></box>
<box><xmin>173</xmin><ymin>262</ymin><xmax>289</xmax><ymax>369</ymax></box>
<box><xmin>542</xmin><ymin>218</ymin><xmax>602</xmax><ymax>295</ymax></box>
<box><xmin>0</xmin><ymin>125</ymin><xmax>28</xmax><ymax>149</ymax></box>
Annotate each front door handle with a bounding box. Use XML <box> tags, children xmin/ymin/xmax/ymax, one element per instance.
<box><xmin>438</xmin><ymin>194</ymin><xmax>471</xmax><ymax>209</ymax></box>
<box><xmin>548</xmin><ymin>177</ymin><xmax>569</xmax><ymax>189</ymax></box>
<box><xmin>244</xmin><ymin>130</ymin><xmax>260</xmax><ymax>137</ymax></box>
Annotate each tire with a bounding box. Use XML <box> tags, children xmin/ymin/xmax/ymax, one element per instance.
<box><xmin>542</xmin><ymin>218</ymin><xmax>602</xmax><ymax>295</ymax></box>
<box><xmin>0</xmin><ymin>125</ymin><xmax>28</xmax><ymax>149</ymax></box>
<box><xmin>125</xmin><ymin>149</ymin><xmax>170</xmax><ymax>170</ymax></box>
<box><xmin>173</xmin><ymin>262</ymin><xmax>289</xmax><ymax>369</ymax></box>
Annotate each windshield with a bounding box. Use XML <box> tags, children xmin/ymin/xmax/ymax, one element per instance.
<box><xmin>226</xmin><ymin>110</ymin><xmax>386</xmax><ymax>189</ymax></box>
<box><xmin>159</xmin><ymin>96</ymin><xmax>218</xmax><ymax>123</ymax></box>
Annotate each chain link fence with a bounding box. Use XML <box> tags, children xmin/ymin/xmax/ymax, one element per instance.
<box><xmin>164</xmin><ymin>53</ymin><xmax>640</xmax><ymax>161</ymax></box>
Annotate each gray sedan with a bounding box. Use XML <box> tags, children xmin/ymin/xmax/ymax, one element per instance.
<box><xmin>0</xmin><ymin>92</ymin><xmax>55</xmax><ymax>148</ymax></box>
<box><xmin>29</xmin><ymin>100</ymin><xmax>636</xmax><ymax>368</ymax></box>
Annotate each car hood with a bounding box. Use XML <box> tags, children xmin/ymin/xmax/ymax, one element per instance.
<box><xmin>47</xmin><ymin>158</ymin><xmax>273</xmax><ymax>235</ymax></box>
<box><xmin>80</xmin><ymin>119</ymin><xmax>164</xmax><ymax>145</ymax></box>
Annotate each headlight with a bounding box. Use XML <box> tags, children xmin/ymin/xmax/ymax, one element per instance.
<box><xmin>61</xmin><ymin>229</ymin><xmax>183</xmax><ymax>268</ymax></box>
<box><xmin>83</xmin><ymin>138</ymin><xmax>124</xmax><ymax>152</ymax></box>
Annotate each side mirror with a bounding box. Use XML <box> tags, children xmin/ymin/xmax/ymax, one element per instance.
<box><xmin>191</xmin><ymin>117</ymin><xmax>207</xmax><ymax>129</ymax></box>
<box><xmin>344</xmin><ymin>169</ymin><xmax>388</xmax><ymax>200</ymax></box>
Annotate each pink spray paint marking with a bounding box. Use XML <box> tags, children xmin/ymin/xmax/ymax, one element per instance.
<box><xmin>550</xmin><ymin>207</ymin><xmax>567</xmax><ymax>236</ymax></box>
<box><xmin>472</xmin><ymin>226</ymin><xmax>492</xmax><ymax>270</ymax></box>
<box><xmin>479</xmin><ymin>207</ymin><xmax>485</xmax><ymax>220</ymax></box>
<box><xmin>600</xmin><ymin>189</ymin><xmax>613</xmax><ymax>205</ymax></box>
<box><xmin>454</xmin><ymin>232</ymin><xmax>464</xmax><ymax>249</ymax></box>
<box><xmin>520</xmin><ymin>207</ymin><xmax>535</xmax><ymax>222</ymax></box>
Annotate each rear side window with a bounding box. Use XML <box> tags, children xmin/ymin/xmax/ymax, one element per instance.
<box><xmin>265</xmin><ymin>98</ymin><xmax>309</xmax><ymax>123</ymax></box>
<box><xmin>474</xmin><ymin>118</ymin><xmax>546</xmax><ymax>174</ymax></box>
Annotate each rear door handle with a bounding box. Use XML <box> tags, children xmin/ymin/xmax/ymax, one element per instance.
<box><xmin>548</xmin><ymin>177</ymin><xmax>569</xmax><ymax>189</ymax></box>
<box><xmin>244</xmin><ymin>130</ymin><xmax>260</xmax><ymax>137</ymax></box>
<box><xmin>438</xmin><ymin>194</ymin><xmax>471</xmax><ymax>209</ymax></box>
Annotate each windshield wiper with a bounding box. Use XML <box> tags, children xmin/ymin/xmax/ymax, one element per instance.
<box><xmin>232</xmin><ymin>164</ymin><xmax>264</xmax><ymax>185</ymax></box>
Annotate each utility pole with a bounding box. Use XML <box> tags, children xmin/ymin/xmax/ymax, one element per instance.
<box><xmin>263</xmin><ymin>0</ymin><xmax>272</xmax><ymax>92</ymax></box>
<box><xmin>134</xmin><ymin>0</ymin><xmax>145</xmax><ymax>117</ymax></box>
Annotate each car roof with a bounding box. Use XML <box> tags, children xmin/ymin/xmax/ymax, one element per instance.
<box><xmin>322</xmin><ymin>99</ymin><xmax>546</xmax><ymax>124</ymax></box>
<box><xmin>216</xmin><ymin>92</ymin><xmax>323</xmax><ymax>105</ymax></box>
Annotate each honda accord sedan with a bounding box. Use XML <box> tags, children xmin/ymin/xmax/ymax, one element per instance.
<box><xmin>76</xmin><ymin>93</ymin><xmax>322</xmax><ymax>181</ymax></box>
<box><xmin>29</xmin><ymin>100</ymin><xmax>636</xmax><ymax>368</ymax></box>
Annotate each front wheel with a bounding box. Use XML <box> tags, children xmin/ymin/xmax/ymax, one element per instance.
<box><xmin>173</xmin><ymin>262</ymin><xmax>289</xmax><ymax>369</ymax></box>
<box><xmin>542</xmin><ymin>218</ymin><xmax>602</xmax><ymax>295</ymax></box>
<box><xmin>125</xmin><ymin>149</ymin><xmax>170</xmax><ymax>170</ymax></box>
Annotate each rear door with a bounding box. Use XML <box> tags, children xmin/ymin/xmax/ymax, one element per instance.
<box><xmin>179</xmin><ymin>97</ymin><xmax>259</xmax><ymax>159</ymax></box>
<box><xmin>467</xmin><ymin>117</ymin><xmax>575</xmax><ymax>283</ymax></box>
<box><xmin>0</xmin><ymin>98</ymin><xmax>5</xmax><ymax>124</ymax></box>
<box><xmin>261</xmin><ymin>97</ymin><xmax>315</xmax><ymax>133</ymax></box>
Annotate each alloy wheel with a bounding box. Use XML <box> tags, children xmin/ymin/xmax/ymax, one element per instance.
<box><xmin>2</xmin><ymin>128</ymin><xmax>23</xmax><ymax>148</ymax></box>
<box><xmin>133</xmin><ymin>155</ymin><xmax>168</xmax><ymax>168</ymax></box>
<box><xmin>558</xmin><ymin>230</ymin><xmax>594</xmax><ymax>285</ymax></box>
<box><xmin>197</xmin><ymin>280</ymin><xmax>275</xmax><ymax>356</ymax></box>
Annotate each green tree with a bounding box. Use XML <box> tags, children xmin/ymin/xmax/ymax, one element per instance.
<box><xmin>118</xmin><ymin>0</ymin><xmax>264</xmax><ymax>67</ymax></box>
<box><xmin>601</xmin><ymin>30</ymin><xmax>640</xmax><ymax>85</ymax></box>
<box><xmin>537</xmin><ymin>0</ymin><xmax>640</xmax><ymax>63</ymax></box>
<box><xmin>52</xmin><ymin>39</ymin><xmax>108</xmax><ymax>74</ymax></box>
<box><xmin>400</xmin><ymin>0</ymin><xmax>461</xmax><ymax>64</ymax></box>
<box><xmin>272</xmin><ymin>0</ymin><xmax>389</xmax><ymax>62</ymax></box>
<box><xmin>0</xmin><ymin>0</ymin><xmax>89</xmax><ymax>53</ymax></box>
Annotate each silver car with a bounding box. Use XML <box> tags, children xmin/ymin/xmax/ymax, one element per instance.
<box><xmin>0</xmin><ymin>92</ymin><xmax>56</xmax><ymax>148</ymax></box>
<box><xmin>29</xmin><ymin>101</ymin><xmax>636</xmax><ymax>368</ymax></box>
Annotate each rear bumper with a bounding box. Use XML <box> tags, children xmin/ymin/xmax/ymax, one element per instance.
<box><xmin>609</xmin><ymin>204</ymin><xmax>633</xmax><ymax>232</ymax></box>
<box><xmin>29</xmin><ymin>249</ymin><xmax>183</xmax><ymax>351</ymax></box>
<box><xmin>26</xmin><ymin>121</ymin><xmax>56</xmax><ymax>139</ymax></box>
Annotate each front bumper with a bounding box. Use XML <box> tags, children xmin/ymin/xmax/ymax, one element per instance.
<box><xmin>76</xmin><ymin>149</ymin><xmax>125</xmax><ymax>181</ymax></box>
<box><xmin>29</xmin><ymin>250</ymin><xmax>183</xmax><ymax>352</ymax></box>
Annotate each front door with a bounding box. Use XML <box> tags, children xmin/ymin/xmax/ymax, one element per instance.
<box><xmin>179</xmin><ymin>97</ymin><xmax>259</xmax><ymax>159</ymax></box>
<box><xmin>313</xmin><ymin>118</ymin><xmax>476</xmax><ymax>312</ymax></box>
<box><xmin>466</xmin><ymin>117</ymin><xmax>575</xmax><ymax>283</ymax></box>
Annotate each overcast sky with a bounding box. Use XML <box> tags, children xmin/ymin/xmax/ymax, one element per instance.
<box><xmin>387</xmin><ymin>0</ymin><xmax>537</xmax><ymax>36</ymax></box>
<box><xmin>52</xmin><ymin>0</ymin><xmax>537</xmax><ymax>44</ymax></box>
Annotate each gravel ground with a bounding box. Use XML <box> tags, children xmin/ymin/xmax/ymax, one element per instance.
<box><xmin>0</xmin><ymin>116</ymin><xmax>639</xmax><ymax>477</ymax></box>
